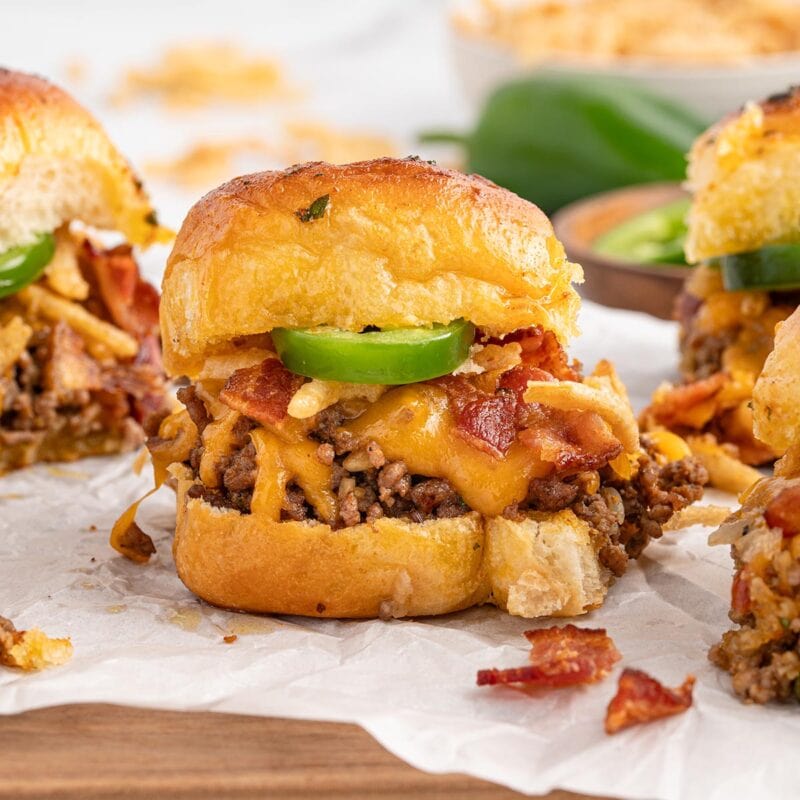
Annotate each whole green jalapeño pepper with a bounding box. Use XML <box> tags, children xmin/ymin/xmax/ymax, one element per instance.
<box><xmin>420</xmin><ymin>75</ymin><xmax>705</xmax><ymax>213</ymax></box>
<box><xmin>272</xmin><ymin>320</ymin><xmax>475</xmax><ymax>385</ymax></box>
<box><xmin>0</xmin><ymin>232</ymin><xmax>56</xmax><ymax>299</ymax></box>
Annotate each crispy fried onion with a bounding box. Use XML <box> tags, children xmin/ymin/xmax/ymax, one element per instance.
<box><xmin>476</xmin><ymin>624</ymin><xmax>621</xmax><ymax>690</ymax></box>
<box><xmin>0</xmin><ymin>615</ymin><xmax>73</xmax><ymax>671</ymax></box>
<box><xmin>219</xmin><ymin>358</ymin><xmax>305</xmax><ymax>425</ymax></box>
<box><xmin>147</xmin><ymin>408</ymin><xmax>200</xmax><ymax>483</ymax></box>
<box><xmin>197</xmin><ymin>348</ymin><xmax>274</xmax><ymax>381</ymax></box>
<box><xmin>686</xmin><ymin>434</ymin><xmax>762</xmax><ymax>495</ymax></box>
<box><xmin>605</xmin><ymin>668</ymin><xmax>695</xmax><ymax>734</ymax></box>
<box><xmin>0</xmin><ymin>316</ymin><xmax>33</xmax><ymax>374</ymax></box>
<box><xmin>287</xmin><ymin>380</ymin><xmax>387</xmax><ymax>419</ymax></box>
<box><xmin>523</xmin><ymin>361</ymin><xmax>640</xmax><ymax>454</ymax></box>
<box><xmin>453</xmin><ymin>342</ymin><xmax>523</xmax><ymax>376</ymax></box>
<box><xmin>44</xmin><ymin>228</ymin><xmax>90</xmax><ymax>300</ymax></box>
<box><xmin>17</xmin><ymin>284</ymin><xmax>138</xmax><ymax>359</ymax></box>
<box><xmin>663</xmin><ymin>504</ymin><xmax>732</xmax><ymax>532</ymax></box>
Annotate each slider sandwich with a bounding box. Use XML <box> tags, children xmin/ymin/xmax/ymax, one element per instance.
<box><xmin>710</xmin><ymin>306</ymin><xmax>800</xmax><ymax>703</ymax></box>
<box><xmin>0</xmin><ymin>69</ymin><xmax>171</xmax><ymax>473</ymax></box>
<box><xmin>644</xmin><ymin>88</ymin><xmax>800</xmax><ymax>478</ymax></box>
<box><xmin>117</xmin><ymin>158</ymin><xmax>707</xmax><ymax>618</ymax></box>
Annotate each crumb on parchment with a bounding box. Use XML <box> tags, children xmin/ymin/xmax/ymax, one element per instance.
<box><xmin>0</xmin><ymin>615</ymin><xmax>73</xmax><ymax>671</ymax></box>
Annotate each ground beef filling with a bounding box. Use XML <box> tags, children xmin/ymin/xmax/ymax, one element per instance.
<box><xmin>677</xmin><ymin>288</ymin><xmax>800</xmax><ymax>381</ymax></box>
<box><xmin>0</xmin><ymin>324</ymin><xmax>152</xmax><ymax>454</ymax></box>
<box><xmin>176</xmin><ymin>390</ymin><xmax>707</xmax><ymax>576</ymax></box>
<box><xmin>507</xmin><ymin>441</ymin><xmax>706</xmax><ymax>576</ymax></box>
<box><xmin>709</xmin><ymin>482</ymin><xmax>800</xmax><ymax>704</ymax></box>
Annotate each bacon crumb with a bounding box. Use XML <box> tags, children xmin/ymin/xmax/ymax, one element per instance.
<box><xmin>435</xmin><ymin>375</ymin><xmax>518</xmax><ymax>458</ymax></box>
<box><xmin>220</xmin><ymin>358</ymin><xmax>305</xmax><ymax>426</ymax></box>
<box><xmin>476</xmin><ymin>624</ymin><xmax>621</xmax><ymax>690</ymax></box>
<box><xmin>731</xmin><ymin>569</ymin><xmax>751</xmax><ymax>616</ymax></box>
<box><xmin>487</xmin><ymin>327</ymin><xmax>581</xmax><ymax>381</ymax></box>
<box><xmin>223</xmin><ymin>634</ymin><xmax>238</xmax><ymax>644</ymax></box>
<box><xmin>80</xmin><ymin>240</ymin><xmax>160</xmax><ymax>340</ymax></box>
<box><xmin>764</xmin><ymin>485</ymin><xmax>800</xmax><ymax>538</ymax></box>
<box><xmin>604</xmin><ymin>668</ymin><xmax>695</xmax><ymax>734</ymax></box>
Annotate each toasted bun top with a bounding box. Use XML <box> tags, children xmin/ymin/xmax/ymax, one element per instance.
<box><xmin>753</xmin><ymin>305</ymin><xmax>800</xmax><ymax>456</ymax></box>
<box><xmin>0</xmin><ymin>68</ymin><xmax>170</xmax><ymax>252</ymax></box>
<box><xmin>161</xmin><ymin>158</ymin><xmax>582</xmax><ymax>378</ymax></box>
<box><xmin>686</xmin><ymin>87</ymin><xmax>800</xmax><ymax>262</ymax></box>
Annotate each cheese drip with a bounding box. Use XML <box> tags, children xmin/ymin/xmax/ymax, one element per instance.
<box><xmin>251</xmin><ymin>429</ymin><xmax>337</xmax><ymax>524</ymax></box>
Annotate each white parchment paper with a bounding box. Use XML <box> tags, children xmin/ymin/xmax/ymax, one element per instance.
<box><xmin>2</xmin><ymin>301</ymin><xmax>797</xmax><ymax>800</ymax></box>
<box><xmin>1</xmin><ymin>2</ymin><xmax>799</xmax><ymax>797</ymax></box>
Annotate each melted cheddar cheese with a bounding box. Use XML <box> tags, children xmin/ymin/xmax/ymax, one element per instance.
<box><xmin>158</xmin><ymin>380</ymin><xmax>629</xmax><ymax>523</ymax></box>
<box><xmin>199</xmin><ymin>408</ymin><xmax>244</xmax><ymax>488</ymax></box>
<box><xmin>251</xmin><ymin>429</ymin><xmax>337</xmax><ymax>524</ymax></box>
<box><xmin>342</xmin><ymin>385</ymin><xmax>551</xmax><ymax>517</ymax></box>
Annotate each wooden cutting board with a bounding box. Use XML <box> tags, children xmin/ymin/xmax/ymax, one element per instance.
<box><xmin>0</xmin><ymin>704</ymin><xmax>608</xmax><ymax>799</ymax></box>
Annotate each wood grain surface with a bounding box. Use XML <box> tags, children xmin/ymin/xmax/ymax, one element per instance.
<box><xmin>0</xmin><ymin>704</ymin><xmax>608</xmax><ymax>800</ymax></box>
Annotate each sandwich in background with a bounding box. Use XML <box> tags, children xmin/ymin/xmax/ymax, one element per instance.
<box><xmin>643</xmin><ymin>88</ymin><xmax>800</xmax><ymax>492</ymax></box>
<box><xmin>0</xmin><ymin>69</ymin><xmax>171</xmax><ymax>474</ymax></box>
<box><xmin>115</xmin><ymin>157</ymin><xmax>707</xmax><ymax>619</ymax></box>
<box><xmin>710</xmin><ymin>307</ymin><xmax>800</xmax><ymax>703</ymax></box>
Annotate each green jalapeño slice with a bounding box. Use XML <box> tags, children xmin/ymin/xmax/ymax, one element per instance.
<box><xmin>0</xmin><ymin>232</ymin><xmax>56</xmax><ymax>299</ymax></box>
<box><xmin>720</xmin><ymin>244</ymin><xmax>800</xmax><ymax>292</ymax></box>
<box><xmin>272</xmin><ymin>319</ymin><xmax>475</xmax><ymax>385</ymax></box>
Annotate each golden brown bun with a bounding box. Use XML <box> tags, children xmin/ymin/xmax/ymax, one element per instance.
<box><xmin>686</xmin><ymin>87</ymin><xmax>800</xmax><ymax>262</ymax></box>
<box><xmin>161</xmin><ymin>158</ymin><xmax>583</xmax><ymax>379</ymax></box>
<box><xmin>0</xmin><ymin>68</ymin><xmax>170</xmax><ymax>252</ymax></box>
<box><xmin>753</xmin><ymin>305</ymin><xmax>800</xmax><ymax>458</ymax></box>
<box><xmin>171</xmin><ymin>466</ymin><xmax>610</xmax><ymax>619</ymax></box>
<box><xmin>0</xmin><ymin>424</ymin><xmax>141</xmax><ymax>476</ymax></box>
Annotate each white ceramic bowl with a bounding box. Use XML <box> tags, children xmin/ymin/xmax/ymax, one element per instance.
<box><xmin>450</xmin><ymin>2</ymin><xmax>800</xmax><ymax>121</ymax></box>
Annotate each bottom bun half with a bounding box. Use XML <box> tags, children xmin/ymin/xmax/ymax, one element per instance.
<box><xmin>171</xmin><ymin>466</ymin><xmax>612</xmax><ymax>619</ymax></box>
<box><xmin>0</xmin><ymin>426</ymin><xmax>140</xmax><ymax>476</ymax></box>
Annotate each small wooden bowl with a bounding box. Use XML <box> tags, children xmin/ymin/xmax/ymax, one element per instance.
<box><xmin>552</xmin><ymin>182</ymin><xmax>690</xmax><ymax>320</ymax></box>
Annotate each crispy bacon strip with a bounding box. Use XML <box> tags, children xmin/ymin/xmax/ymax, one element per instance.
<box><xmin>455</xmin><ymin>393</ymin><xmax>517</xmax><ymax>458</ymax></box>
<box><xmin>605</xmin><ymin>668</ymin><xmax>695</xmax><ymax>734</ymax></box>
<box><xmin>438</xmin><ymin>363</ymin><xmax>624</xmax><ymax>468</ymax></box>
<box><xmin>764</xmin><ymin>485</ymin><xmax>800</xmax><ymax>537</ymax></box>
<box><xmin>476</xmin><ymin>624</ymin><xmax>621</xmax><ymax>689</ymax></box>
<box><xmin>518</xmin><ymin>409</ymin><xmax>623</xmax><ymax>473</ymax></box>
<box><xmin>498</xmin><ymin>364</ymin><xmax>555</xmax><ymax>402</ymax></box>
<box><xmin>80</xmin><ymin>240</ymin><xmax>160</xmax><ymax>340</ymax></box>
<box><xmin>488</xmin><ymin>327</ymin><xmax>581</xmax><ymax>381</ymax></box>
<box><xmin>436</xmin><ymin>375</ymin><xmax>518</xmax><ymax>458</ymax></box>
<box><xmin>644</xmin><ymin>372</ymin><xmax>729</xmax><ymax>430</ymax></box>
<box><xmin>220</xmin><ymin>358</ymin><xmax>305</xmax><ymax>426</ymax></box>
